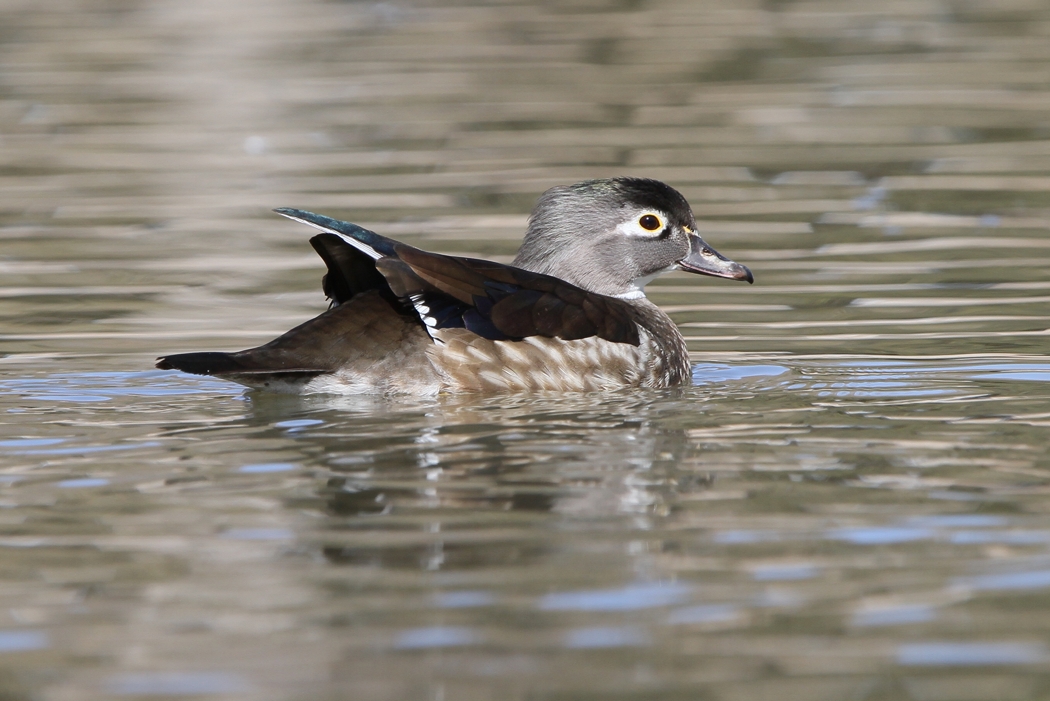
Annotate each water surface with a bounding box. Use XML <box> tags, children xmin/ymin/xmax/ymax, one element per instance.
<box><xmin>1</xmin><ymin>0</ymin><xmax>1050</xmax><ymax>699</ymax></box>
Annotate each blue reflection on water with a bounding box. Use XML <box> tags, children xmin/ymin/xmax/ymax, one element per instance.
<box><xmin>928</xmin><ymin>491</ymin><xmax>984</xmax><ymax>502</ymax></box>
<box><xmin>713</xmin><ymin>530</ymin><xmax>781</xmax><ymax>544</ymax></box>
<box><xmin>0</xmin><ymin>630</ymin><xmax>48</xmax><ymax>652</ymax></box>
<box><xmin>950</xmin><ymin>530</ymin><xmax>1050</xmax><ymax>545</ymax></box>
<box><xmin>6</xmin><ymin>442</ymin><xmax>160</xmax><ymax>456</ymax></box>
<box><xmin>238</xmin><ymin>463</ymin><xmax>296</xmax><ymax>474</ymax></box>
<box><xmin>833</xmin><ymin>361</ymin><xmax>1050</xmax><ymax>375</ymax></box>
<box><xmin>1</xmin><ymin>371</ymin><xmax>238</xmax><ymax>404</ymax></box>
<box><xmin>434</xmin><ymin>591</ymin><xmax>496</xmax><ymax>608</ymax></box>
<box><xmin>852</xmin><ymin>185</ymin><xmax>886</xmax><ymax>210</ymax></box>
<box><xmin>108</xmin><ymin>671</ymin><xmax>249</xmax><ymax>695</ymax></box>
<box><xmin>905</xmin><ymin>515</ymin><xmax>1007</xmax><ymax>528</ymax></box>
<box><xmin>827</xmin><ymin>527</ymin><xmax>933</xmax><ymax>545</ymax></box>
<box><xmin>57</xmin><ymin>478</ymin><xmax>109</xmax><ymax>488</ymax></box>
<box><xmin>666</xmin><ymin>604</ymin><xmax>739</xmax><ymax>625</ymax></box>
<box><xmin>852</xmin><ymin>605</ymin><xmax>935</xmax><ymax>627</ymax></box>
<box><xmin>221</xmin><ymin>528</ymin><xmax>294</xmax><ymax>541</ymax></box>
<box><xmin>562</xmin><ymin>626</ymin><xmax>648</xmax><ymax>648</ymax></box>
<box><xmin>815</xmin><ymin>360</ymin><xmax>1050</xmax><ymax>395</ymax></box>
<box><xmin>0</xmin><ymin>438</ymin><xmax>65</xmax><ymax>448</ymax></box>
<box><xmin>274</xmin><ymin>419</ymin><xmax>324</xmax><ymax>431</ymax></box>
<box><xmin>975</xmin><ymin>371</ymin><xmax>1050</xmax><ymax>382</ymax></box>
<box><xmin>692</xmin><ymin>364</ymin><xmax>788</xmax><ymax>386</ymax></box>
<box><xmin>820</xmin><ymin>388</ymin><xmax>952</xmax><ymax>398</ymax></box>
<box><xmin>394</xmin><ymin>626</ymin><xmax>481</xmax><ymax>649</ymax></box>
<box><xmin>751</xmin><ymin>563</ymin><xmax>818</xmax><ymax>581</ymax></box>
<box><xmin>967</xmin><ymin>363</ymin><xmax>1050</xmax><ymax>383</ymax></box>
<box><xmin>898</xmin><ymin>642</ymin><xmax>1048</xmax><ymax>666</ymax></box>
<box><xmin>539</xmin><ymin>582</ymin><xmax>691</xmax><ymax>611</ymax></box>
<box><xmin>957</xmin><ymin>569</ymin><xmax>1050</xmax><ymax>591</ymax></box>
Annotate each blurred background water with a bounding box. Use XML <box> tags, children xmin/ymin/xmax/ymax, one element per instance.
<box><xmin>1</xmin><ymin>0</ymin><xmax>1050</xmax><ymax>699</ymax></box>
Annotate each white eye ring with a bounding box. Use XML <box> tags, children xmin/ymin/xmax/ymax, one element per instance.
<box><xmin>639</xmin><ymin>213</ymin><xmax>662</xmax><ymax>231</ymax></box>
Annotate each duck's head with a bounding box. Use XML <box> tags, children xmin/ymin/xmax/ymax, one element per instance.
<box><xmin>512</xmin><ymin>177</ymin><xmax>753</xmax><ymax>299</ymax></box>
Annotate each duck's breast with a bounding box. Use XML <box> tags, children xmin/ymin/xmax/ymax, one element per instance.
<box><xmin>427</xmin><ymin>328</ymin><xmax>669</xmax><ymax>392</ymax></box>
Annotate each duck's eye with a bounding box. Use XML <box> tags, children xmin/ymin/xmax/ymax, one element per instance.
<box><xmin>639</xmin><ymin>214</ymin><xmax>661</xmax><ymax>231</ymax></box>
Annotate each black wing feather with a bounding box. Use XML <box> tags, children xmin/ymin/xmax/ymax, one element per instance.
<box><xmin>376</xmin><ymin>244</ymin><xmax>640</xmax><ymax>346</ymax></box>
<box><xmin>309</xmin><ymin>233</ymin><xmax>396</xmax><ymax>306</ymax></box>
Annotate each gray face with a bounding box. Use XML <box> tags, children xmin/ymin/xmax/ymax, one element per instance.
<box><xmin>512</xmin><ymin>178</ymin><xmax>751</xmax><ymax>298</ymax></box>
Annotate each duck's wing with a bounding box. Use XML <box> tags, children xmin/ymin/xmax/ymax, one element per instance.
<box><xmin>276</xmin><ymin>208</ymin><xmax>641</xmax><ymax>347</ymax></box>
<box><xmin>309</xmin><ymin>233</ymin><xmax>391</xmax><ymax>306</ymax></box>
<box><xmin>377</xmin><ymin>245</ymin><xmax>641</xmax><ymax>346</ymax></box>
<box><xmin>275</xmin><ymin>207</ymin><xmax>398</xmax><ymax>260</ymax></box>
<box><xmin>277</xmin><ymin>207</ymin><xmax>402</xmax><ymax>307</ymax></box>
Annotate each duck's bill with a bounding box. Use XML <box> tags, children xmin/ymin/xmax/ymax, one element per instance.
<box><xmin>679</xmin><ymin>235</ymin><xmax>753</xmax><ymax>284</ymax></box>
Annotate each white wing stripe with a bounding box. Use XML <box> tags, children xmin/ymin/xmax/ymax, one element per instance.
<box><xmin>274</xmin><ymin>211</ymin><xmax>382</xmax><ymax>260</ymax></box>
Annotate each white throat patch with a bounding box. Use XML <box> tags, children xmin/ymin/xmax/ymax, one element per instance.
<box><xmin>613</xmin><ymin>264</ymin><xmax>679</xmax><ymax>300</ymax></box>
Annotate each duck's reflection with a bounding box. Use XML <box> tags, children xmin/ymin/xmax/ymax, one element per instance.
<box><xmin>244</xmin><ymin>388</ymin><xmax>701</xmax><ymax>571</ymax></box>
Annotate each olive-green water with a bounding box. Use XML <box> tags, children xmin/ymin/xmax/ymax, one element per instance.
<box><xmin>2</xmin><ymin>0</ymin><xmax>1050</xmax><ymax>699</ymax></box>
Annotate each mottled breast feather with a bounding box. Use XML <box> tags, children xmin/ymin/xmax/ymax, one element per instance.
<box><xmin>427</xmin><ymin>297</ymin><xmax>690</xmax><ymax>392</ymax></box>
<box><xmin>428</xmin><ymin>329</ymin><xmax>649</xmax><ymax>392</ymax></box>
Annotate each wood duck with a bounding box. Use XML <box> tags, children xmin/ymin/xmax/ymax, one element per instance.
<box><xmin>157</xmin><ymin>178</ymin><xmax>753</xmax><ymax>393</ymax></box>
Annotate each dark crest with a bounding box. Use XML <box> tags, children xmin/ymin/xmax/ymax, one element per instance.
<box><xmin>569</xmin><ymin>177</ymin><xmax>694</xmax><ymax>219</ymax></box>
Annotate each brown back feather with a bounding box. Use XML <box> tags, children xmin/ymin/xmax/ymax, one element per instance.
<box><xmin>156</xmin><ymin>291</ymin><xmax>429</xmax><ymax>380</ymax></box>
<box><xmin>376</xmin><ymin>244</ymin><xmax>640</xmax><ymax>346</ymax></box>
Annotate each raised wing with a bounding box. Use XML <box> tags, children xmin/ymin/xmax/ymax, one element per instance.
<box><xmin>309</xmin><ymin>233</ymin><xmax>395</xmax><ymax>307</ymax></box>
<box><xmin>274</xmin><ymin>207</ymin><xmax>398</xmax><ymax>260</ymax></box>
<box><xmin>378</xmin><ymin>244</ymin><xmax>641</xmax><ymax>346</ymax></box>
<box><xmin>277</xmin><ymin>208</ymin><xmax>641</xmax><ymax>347</ymax></box>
